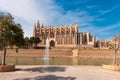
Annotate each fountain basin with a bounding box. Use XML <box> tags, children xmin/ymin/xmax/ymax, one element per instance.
<box><xmin>102</xmin><ymin>64</ymin><xmax>120</xmax><ymax>71</ymax></box>
<box><xmin>0</xmin><ymin>64</ymin><xmax>15</xmax><ymax>72</ymax></box>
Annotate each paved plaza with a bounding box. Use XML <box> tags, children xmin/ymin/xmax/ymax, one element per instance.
<box><xmin>0</xmin><ymin>65</ymin><xmax>120</xmax><ymax>80</ymax></box>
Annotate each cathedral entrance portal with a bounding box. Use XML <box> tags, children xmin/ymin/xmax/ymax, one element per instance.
<box><xmin>50</xmin><ymin>40</ymin><xmax>55</xmax><ymax>47</ymax></box>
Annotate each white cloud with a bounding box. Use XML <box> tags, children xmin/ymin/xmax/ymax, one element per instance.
<box><xmin>98</xmin><ymin>9</ymin><xmax>113</xmax><ymax>15</ymax></box>
<box><xmin>97</xmin><ymin>22</ymin><xmax>120</xmax><ymax>33</ymax></box>
<box><xmin>0</xmin><ymin>0</ymin><xmax>61</xmax><ymax>36</ymax></box>
<box><xmin>90</xmin><ymin>22</ymin><xmax>120</xmax><ymax>40</ymax></box>
<box><xmin>0</xmin><ymin>0</ymin><xmax>38</xmax><ymax>22</ymax></box>
<box><xmin>0</xmin><ymin>0</ymin><xmax>98</xmax><ymax>37</ymax></box>
<box><xmin>97</xmin><ymin>5</ymin><xmax>119</xmax><ymax>16</ymax></box>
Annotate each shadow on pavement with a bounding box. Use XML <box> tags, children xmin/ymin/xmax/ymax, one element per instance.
<box><xmin>14</xmin><ymin>75</ymin><xmax>76</xmax><ymax>80</ymax></box>
<box><xmin>22</xmin><ymin>66</ymin><xmax>66</xmax><ymax>73</ymax></box>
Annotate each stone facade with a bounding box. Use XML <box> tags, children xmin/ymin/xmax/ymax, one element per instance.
<box><xmin>33</xmin><ymin>20</ymin><xmax>96</xmax><ymax>47</ymax></box>
<box><xmin>96</xmin><ymin>40</ymin><xmax>108</xmax><ymax>49</ymax></box>
<box><xmin>78</xmin><ymin>32</ymin><xmax>95</xmax><ymax>45</ymax></box>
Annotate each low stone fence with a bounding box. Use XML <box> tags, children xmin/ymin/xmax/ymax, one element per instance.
<box><xmin>0</xmin><ymin>49</ymin><xmax>72</xmax><ymax>57</ymax></box>
<box><xmin>78</xmin><ymin>49</ymin><xmax>120</xmax><ymax>58</ymax></box>
<box><xmin>0</xmin><ymin>49</ymin><xmax>120</xmax><ymax>58</ymax></box>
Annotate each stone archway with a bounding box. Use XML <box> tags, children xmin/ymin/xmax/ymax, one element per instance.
<box><xmin>50</xmin><ymin>40</ymin><xmax>55</xmax><ymax>47</ymax></box>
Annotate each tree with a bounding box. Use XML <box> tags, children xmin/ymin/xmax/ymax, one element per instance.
<box><xmin>29</xmin><ymin>36</ymin><xmax>41</xmax><ymax>48</ymax></box>
<box><xmin>33</xmin><ymin>37</ymin><xmax>41</xmax><ymax>47</ymax></box>
<box><xmin>109</xmin><ymin>35</ymin><xmax>120</xmax><ymax>65</ymax></box>
<box><xmin>0</xmin><ymin>12</ymin><xmax>24</xmax><ymax>65</ymax></box>
<box><xmin>11</xmin><ymin>23</ymin><xmax>24</xmax><ymax>47</ymax></box>
<box><xmin>24</xmin><ymin>37</ymin><xmax>30</xmax><ymax>48</ymax></box>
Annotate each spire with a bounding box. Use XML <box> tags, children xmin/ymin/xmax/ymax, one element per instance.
<box><xmin>75</xmin><ymin>21</ymin><xmax>78</xmax><ymax>32</ymax></box>
<box><xmin>76</xmin><ymin>21</ymin><xmax>78</xmax><ymax>27</ymax></box>
<box><xmin>36</xmin><ymin>20</ymin><xmax>40</xmax><ymax>28</ymax></box>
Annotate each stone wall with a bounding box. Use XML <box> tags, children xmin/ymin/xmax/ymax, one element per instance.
<box><xmin>0</xmin><ymin>49</ymin><xmax>72</xmax><ymax>57</ymax></box>
<box><xmin>0</xmin><ymin>49</ymin><xmax>120</xmax><ymax>58</ymax></box>
<box><xmin>78</xmin><ymin>49</ymin><xmax>120</xmax><ymax>58</ymax></box>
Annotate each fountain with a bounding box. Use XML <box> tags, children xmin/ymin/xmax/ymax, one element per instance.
<box><xmin>44</xmin><ymin>38</ymin><xmax>50</xmax><ymax>65</ymax></box>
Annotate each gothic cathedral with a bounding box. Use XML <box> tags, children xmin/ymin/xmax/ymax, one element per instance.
<box><xmin>33</xmin><ymin>20</ymin><xmax>96</xmax><ymax>47</ymax></box>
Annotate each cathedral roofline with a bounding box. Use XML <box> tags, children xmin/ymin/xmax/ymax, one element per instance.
<box><xmin>35</xmin><ymin>20</ymin><xmax>78</xmax><ymax>28</ymax></box>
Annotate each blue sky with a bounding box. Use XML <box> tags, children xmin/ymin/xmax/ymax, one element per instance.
<box><xmin>0</xmin><ymin>0</ymin><xmax>120</xmax><ymax>40</ymax></box>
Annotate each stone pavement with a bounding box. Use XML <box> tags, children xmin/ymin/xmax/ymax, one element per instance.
<box><xmin>0</xmin><ymin>65</ymin><xmax>120</xmax><ymax>80</ymax></box>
